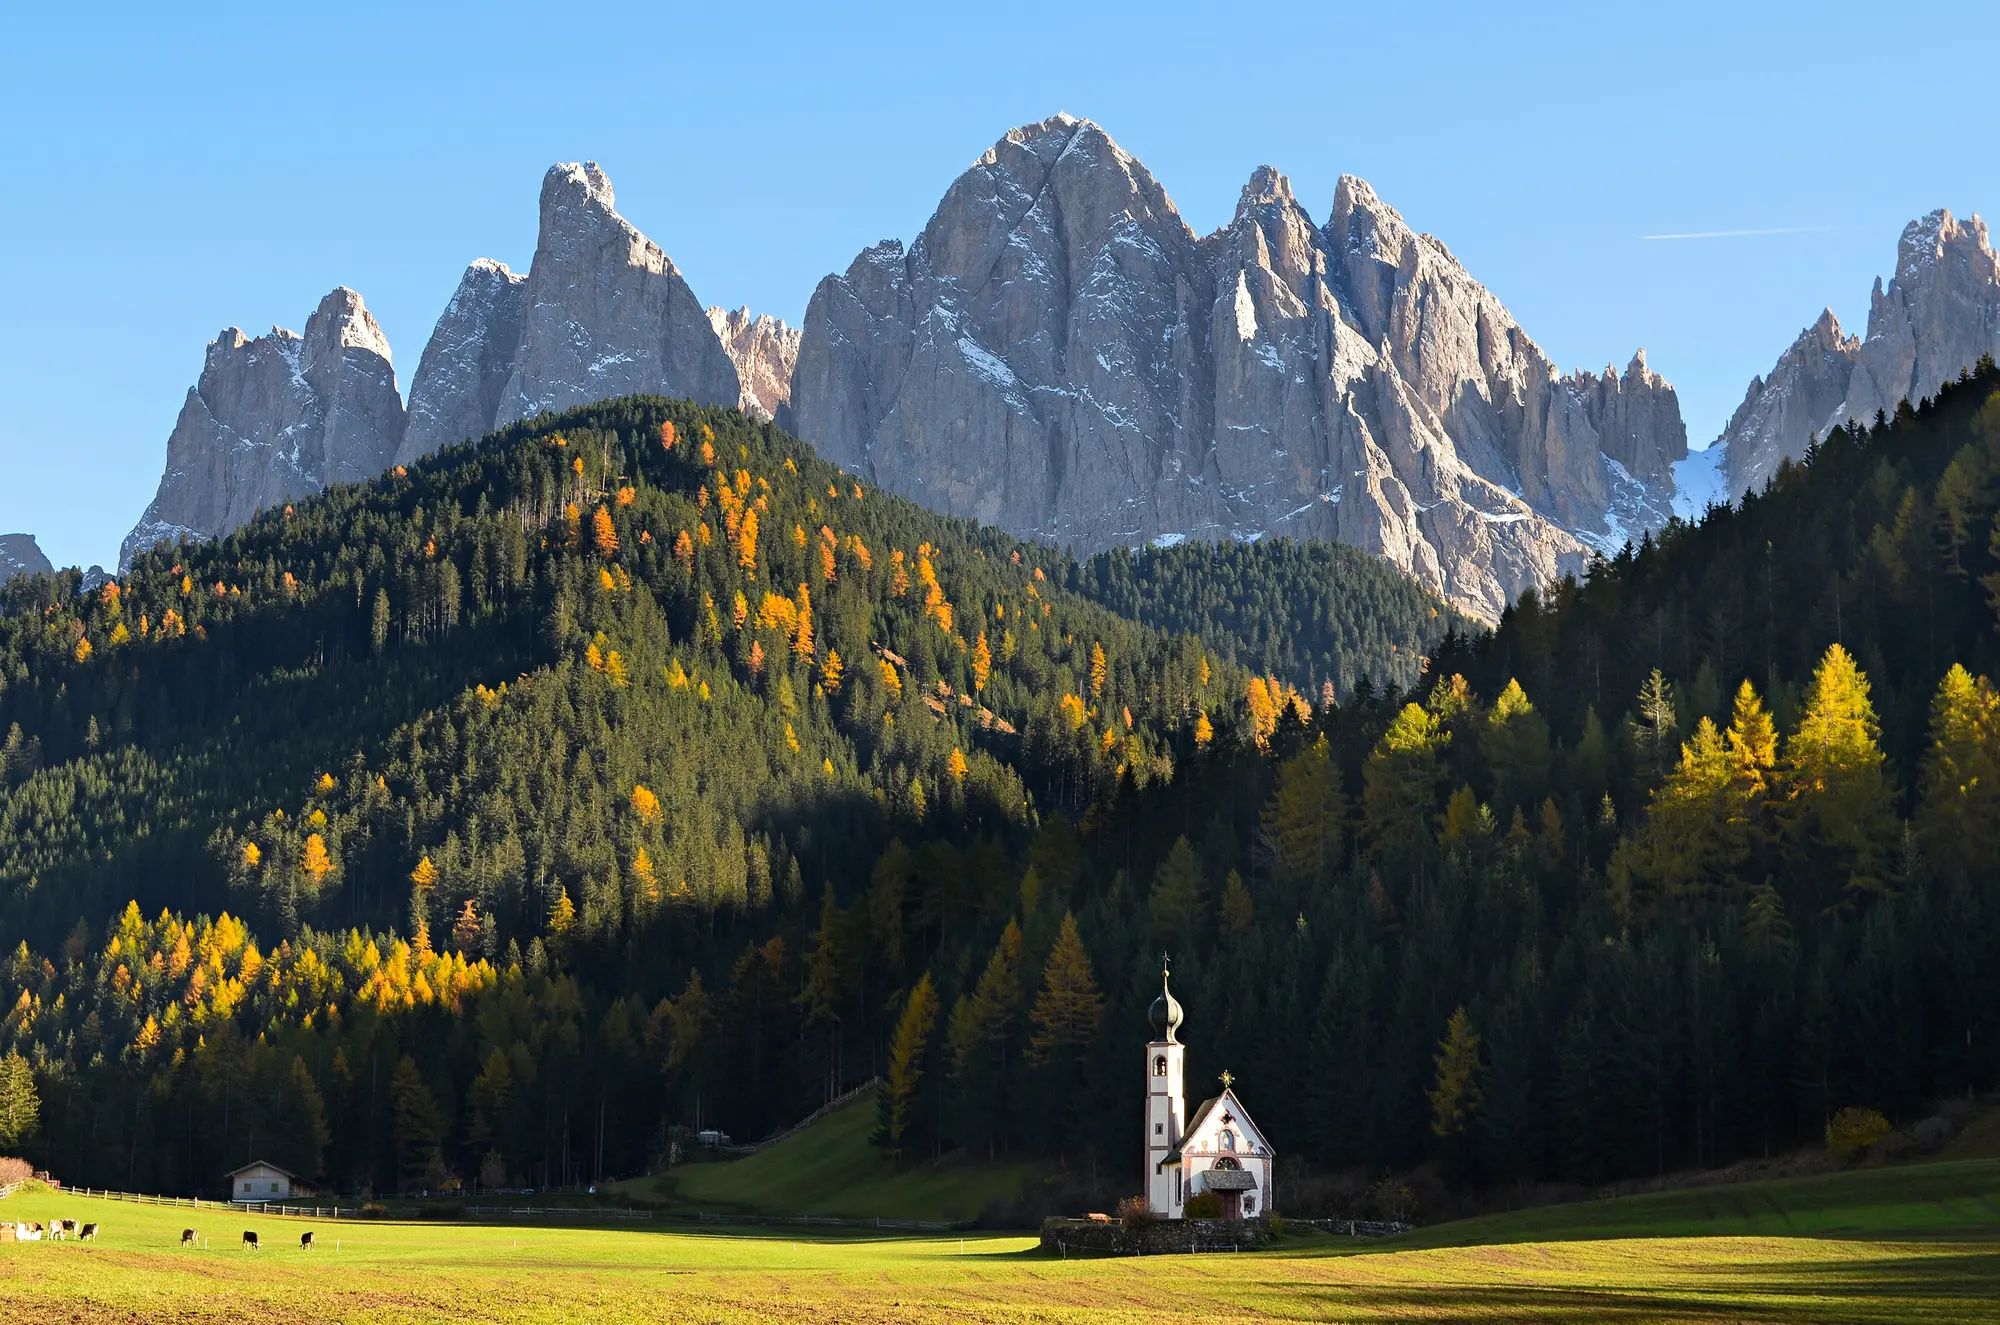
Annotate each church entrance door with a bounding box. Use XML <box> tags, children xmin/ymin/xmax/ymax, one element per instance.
<box><xmin>1220</xmin><ymin>1191</ymin><xmax>1241</xmax><ymax>1219</ymax></box>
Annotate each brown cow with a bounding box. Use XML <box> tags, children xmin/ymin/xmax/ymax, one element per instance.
<box><xmin>79</xmin><ymin>1223</ymin><xmax>98</xmax><ymax>1241</ymax></box>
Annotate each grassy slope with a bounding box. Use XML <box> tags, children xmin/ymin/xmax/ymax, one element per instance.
<box><xmin>3</xmin><ymin>1185</ymin><xmax>1997</xmax><ymax>1324</ymax></box>
<box><xmin>1394</xmin><ymin>1159</ymin><xmax>2000</xmax><ymax>1249</ymax></box>
<box><xmin>614</xmin><ymin>1096</ymin><xmax>1036</xmax><ymax>1223</ymax></box>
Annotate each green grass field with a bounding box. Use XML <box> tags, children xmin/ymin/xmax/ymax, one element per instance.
<box><xmin>4</xmin><ymin>1160</ymin><xmax>1998</xmax><ymax>1323</ymax></box>
<box><xmin>613</xmin><ymin>1095</ymin><xmax>1038</xmax><ymax>1223</ymax></box>
<box><xmin>1396</xmin><ymin>1158</ymin><xmax>2000</xmax><ymax>1249</ymax></box>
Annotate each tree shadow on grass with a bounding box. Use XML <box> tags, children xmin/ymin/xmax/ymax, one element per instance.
<box><xmin>1259</xmin><ymin>1245</ymin><xmax>2000</xmax><ymax>1324</ymax></box>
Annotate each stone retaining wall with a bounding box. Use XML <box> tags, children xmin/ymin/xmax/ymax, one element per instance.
<box><xmin>1039</xmin><ymin>1216</ymin><xmax>1269</xmax><ymax>1255</ymax></box>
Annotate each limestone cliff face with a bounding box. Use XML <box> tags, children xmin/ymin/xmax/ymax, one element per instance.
<box><xmin>707</xmin><ymin>306</ymin><xmax>800</xmax><ymax>424</ymax></box>
<box><xmin>122</xmin><ymin>288</ymin><xmax>404</xmax><ymax>570</ymax></box>
<box><xmin>1719</xmin><ymin>209</ymin><xmax>1999</xmax><ymax>495</ymax></box>
<box><xmin>131</xmin><ymin>162</ymin><xmax>741</xmax><ymax>562</ymax></box>
<box><xmin>0</xmin><ymin>534</ymin><xmax>52</xmax><ymax>586</ymax></box>
<box><xmin>400</xmin><ymin>258</ymin><xmax>528</xmax><ymax>464</ymax></box>
<box><xmin>495</xmin><ymin>163</ymin><xmax>739</xmax><ymax>428</ymax></box>
<box><xmin>792</xmin><ymin>116</ymin><xmax>1687</xmax><ymax>621</ymax></box>
<box><xmin>402</xmin><ymin>163</ymin><xmax>739</xmax><ymax>457</ymax></box>
<box><xmin>1717</xmin><ymin>310</ymin><xmax>1861</xmax><ymax>497</ymax></box>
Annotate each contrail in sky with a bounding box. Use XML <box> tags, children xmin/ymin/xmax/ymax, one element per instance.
<box><xmin>1641</xmin><ymin>225</ymin><xmax>1833</xmax><ymax>240</ymax></box>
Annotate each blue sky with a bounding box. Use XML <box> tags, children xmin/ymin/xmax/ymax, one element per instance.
<box><xmin>1</xmin><ymin>1</ymin><xmax>1992</xmax><ymax>569</ymax></box>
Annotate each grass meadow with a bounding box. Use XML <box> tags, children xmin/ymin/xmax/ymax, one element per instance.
<box><xmin>614</xmin><ymin>1095</ymin><xmax>1037</xmax><ymax>1222</ymax></box>
<box><xmin>3</xmin><ymin>1161</ymin><xmax>1999</xmax><ymax>1323</ymax></box>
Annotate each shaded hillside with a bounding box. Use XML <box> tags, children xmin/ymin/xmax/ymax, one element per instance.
<box><xmin>1074</xmin><ymin>538</ymin><xmax>1467</xmax><ymax>698</ymax></box>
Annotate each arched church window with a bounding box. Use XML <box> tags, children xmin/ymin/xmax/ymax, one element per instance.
<box><xmin>1154</xmin><ymin>1055</ymin><xmax>1167</xmax><ymax>1077</ymax></box>
<box><xmin>1213</xmin><ymin>1156</ymin><xmax>1240</xmax><ymax>1170</ymax></box>
<box><xmin>1219</xmin><ymin>1129</ymin><xmax>1236</xmax><ymax>1152</ymax></box>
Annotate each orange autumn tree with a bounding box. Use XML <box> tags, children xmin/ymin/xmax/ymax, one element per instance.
<box><xmin>592</xmin><ymin>505</ymin><xmax>620</xmax><ymax>557</ymax></box>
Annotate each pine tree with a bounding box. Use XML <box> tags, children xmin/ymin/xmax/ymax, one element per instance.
<box><xmin>0</xmin><ymin>1051</ymin><xmax>37</xmax><ymax>1147</ymax></box>
<box><xmin>972</xmin><ymin>632</ymin><xmax>992</xmax><ymax>692</ymax></box>
<box><xmin>389</xmin><ymin>1055</ymin><xmax>445</xmax><ymax>1191</ymax></box>
<box><xmin>874</xmin><ymin>972</ymin><xmax>940</xmax><ymax>1166</ymax></box>
<box><xmin>1630</xmin><ymin>670</ymin><xmax>1679</xmax><ymax>790</ymax></box>
<box><xmin>1219</xmin><ymin>870</ymin><xmax>1254</xmax><ymax>936</ymax></box>
<box><xmin>1782</xmin><ymin>643</ymin><xmax>1896</xmax><ymax>902</ymax></box>
<box><xmin>1916</xmin><ymin>664</ymin><xmax>2000</xmax><ymax>882</ymax></box>
<box><xmin>592</xmin><ymin>504</ymin><xmax>620</xmax><ymax>558</ymax></box>
<box><xmin>1429</xmin><ymin>1007</ymin><xmax>1484</xmax><ymax>1137</ymax></box>
<box><xmin>946</xmin><ymin>920</ymin><xmax>1024</xmax><ymax>1156</ymax></box>
<box><xmin>1029</xmin><ymin>914</ymin><xmax>1104</xmax><ymax>1060</ymax></box>
<box><xmin>1362</xmin><ymin>703</ymin><xmax>1446</xmax><ymax>854</ymax></box>
<box><xmin>1147</xmin><ymin>836</ymin><xmax>1208</xmax><ymax>948</ymax></box>
<box><xmin>1261</xmin><ymin>735</ymin><xmax>1345</xmax><ymax>889</ymax></box>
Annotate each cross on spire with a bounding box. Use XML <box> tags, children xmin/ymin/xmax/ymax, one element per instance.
<box><xmin>1219</xmin><ymin>1069</ymin><xmax>1234</xmax><ymax>1090</ymax></box>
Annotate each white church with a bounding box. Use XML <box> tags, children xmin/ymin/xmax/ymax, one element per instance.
<box><xmin>1145</xmin><ymin>964</ymin><xmax>1275</xmax><ymax>1219</ymax></box>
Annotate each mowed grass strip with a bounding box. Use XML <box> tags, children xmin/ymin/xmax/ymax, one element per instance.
<box><xmin>4</xmin><ymin>1186</ymin><xmax>1999</xmax><ymax>1324</ymax></box>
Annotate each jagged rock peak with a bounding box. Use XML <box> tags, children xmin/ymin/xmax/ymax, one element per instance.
<box><xmin>1716</xmin><ymin>207</ymin><xmax>1996</xmax><ymax>496</ymax></box>
<box><xmin>791</xmin><ymin>116</ymin><xmax>1687</xmax><ymax>621</ymax></box>
<box><xmin>0</xmin><ymin>533</ymin><xmax>52</xmax><ymax>586</ymax></box>
<box><xmin>401</xmin><ymin>258</ymin><xmax>529</xmax><ymax>463</ymax></box>
<box><xmin>122</xmin><ymin>287</ymin><xmax>405</xmax><ymax>571</ymax></box>
<box><xmin>494</xmin><ymin>159</ymin><xmax>739</xmax><ymax>428</ymax></box>
<box><xmin>1234</xmin><ymin>165</ymin><xmax>1296</xmax><ymax>217</ymax></box>
<box><xmin>706</xmin><ymin>306</ymin><xmax>800</xmax><ymax>424</ymax></box>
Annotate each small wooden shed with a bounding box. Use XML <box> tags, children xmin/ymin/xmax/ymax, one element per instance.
<box><xmin>225</xmin><ymin>1160</ymin><xmax>315</xmax><ymax>1202</ymax></box>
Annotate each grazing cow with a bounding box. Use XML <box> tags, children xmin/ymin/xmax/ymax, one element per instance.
<box><xmin>61</xmin><ymin>1219</ymin><xmax>76</xmax><ymax>1239</ymax></box>
<box><xmin>50</xmin><ymin>1219</ymin><xmax>68</xmax><ymax>1241</ymax></box>
<box><xmin>300</xmin><ymin>1230</ymin><xmax>315</xmax><ymax>1251</ymax></box>
<box><xmin>242</xmin><ymin>1230</ymin><xmax>260</xmax><ymax>1251</ymax></box>
<box><xmin>79</xmin><ymin>1223</ymin><xmax>98</xmax><ymax>1241</ymax></box>
<box><xmin>181</xmin><ymin>1227</ymin><xmax>198</xmax><ymax>1247</ymax></box>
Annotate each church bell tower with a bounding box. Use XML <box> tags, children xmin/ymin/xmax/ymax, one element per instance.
<box><xmin>1144</xmin><ymin>960</ymin><xmax>1185</xmax><ymax>1215</ymax></box>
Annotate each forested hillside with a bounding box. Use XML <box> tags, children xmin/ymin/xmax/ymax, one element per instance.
<box><xmin>0</xmin><ymin>397</ymin><xmax>1255</xmax><ymax>1193</ymax></box>
<box><xmin>3</xmin><ymin>362</ymin><xmax>1999</xmax><ymax>1214</ymax></box>
<box><xmin>1073</xmin><ymin>539</ymin><xmax>1466</xmax><ymax>698</ymax></box>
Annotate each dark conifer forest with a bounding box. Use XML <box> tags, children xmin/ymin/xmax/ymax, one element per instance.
<box><xmin>2</xmin><ymin>361</ymin><xmax>1998</xmax><ymax>1213</ymax></box>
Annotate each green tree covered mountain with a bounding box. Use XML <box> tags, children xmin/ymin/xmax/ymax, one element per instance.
<box><xmin>1073</xmin><ymin>538</ymin><xmax>1468</xmax><ymax>699</ymax></box>
<box><xmin>3</xmin><ymin>362</ymin><xmax>1999</xmax><ymax>1210</ymax></box>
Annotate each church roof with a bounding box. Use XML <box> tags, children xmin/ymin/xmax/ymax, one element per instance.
<box><xmin>1201</xmin><ymin>1168</ymin><xmax>1258</xmax><ymax>1191</ymax></box>
<box><xmin>1158</xmin><ymin>1087</ymin><xmax>1275</xmax><ymax>1170</ymax></box>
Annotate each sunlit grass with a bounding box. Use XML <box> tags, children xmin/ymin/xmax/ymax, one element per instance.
<box><xmin>2</xmin><ymin>1167</ymin><xmax>1996</xmax><ymax>1323</ymax></box>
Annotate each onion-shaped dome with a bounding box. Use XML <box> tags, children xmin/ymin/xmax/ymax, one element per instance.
<box><xmin>1147</xmin><ymin>966</ymin><xmax>1183</xmax><ymax>1042</ymax></box>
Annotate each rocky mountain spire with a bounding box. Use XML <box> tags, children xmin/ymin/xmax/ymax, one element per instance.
<box><xmin>122</xmin><ymin>288</ymin><xmax>405</xmax><ymax>570</ymax></box>
<box><xmin>0</xmin><ymin>534</ymin><xmax>52</xmax><ymax>587</ymax></box>
<box><xmin>400</xmin><ymin>162</ymin><xmax>740</xmax><ymax>463</ymax></box>
<box><xmin>707</xmin><ymin>306</ymin><xmax>801</xmax><ymax>425</ymax></box>
<box><xmin>400</xmin><ymin>258</ymin><xmax>528</xmax><ymax>464</ymax></box>
<box><xmin>493</xmin><ymin>162</ymin><xmax>739</xmax><ymax>429</ymax></box>
<box><xmin>791</xmin><ymin>120</ymin><xmax>1689</xmax><ymax>621</ymax></box>
<box><xmin>1717</xmin><ymin>209</ymin><xmax>1998</xmax><ymax>496</ymax></box>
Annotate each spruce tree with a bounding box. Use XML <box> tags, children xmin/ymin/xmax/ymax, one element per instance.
<box><xmin>874</xmin><ymin>972</ymin><xmax>940</xmax><ymax>1167</ymax></box>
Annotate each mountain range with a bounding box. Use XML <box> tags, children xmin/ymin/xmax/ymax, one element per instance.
<box><xmin>106</xmin><ymin>117</ymin><xmax>1998</xmax><ymax>621</ymax></box>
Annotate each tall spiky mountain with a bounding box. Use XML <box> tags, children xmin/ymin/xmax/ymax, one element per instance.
<box><xmin>791</xmin><ymin>115</ymin><xmax>1688</xmax><ymax>621</ymax></box>
<box><xmin>121</xmin><ymin>288</ymin><xmax>405</xmax><ymax>571</ymax></box>
<box><xmin>1715</xmin><ymin>208</ymin><xmax>2000</xmax><ymax>496</ymax></box>
<box><xmin>124</xmin><ymin>164</ymin><xmax>742</xmax><ymax>567</ymax></box>
<box><xmin>0</xmin><ymin>534</ymin><xmax>52</xmax><ymax>587</ymax></box>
